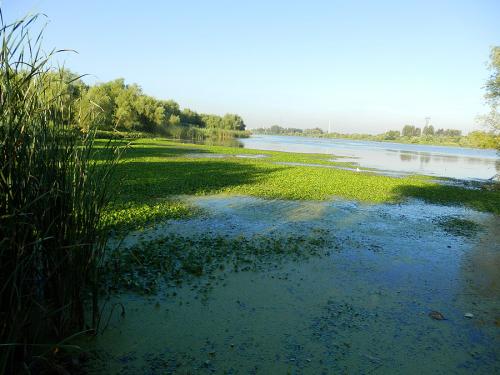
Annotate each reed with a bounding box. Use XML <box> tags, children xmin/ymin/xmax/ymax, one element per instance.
<box><xmin>0</xmin><ymin>13</ymin><xmax>118</xmax><ymax>373</ymax></box>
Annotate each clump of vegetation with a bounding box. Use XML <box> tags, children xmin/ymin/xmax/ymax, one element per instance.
<box><xmin>435</xmin><ymin>217</ymin><xmax>483</xmax><ymax>238</ymax></box>
<box><xmin>104</xmin><ymin>233</ymin><xmax>332</xmax><ymax>294</ymax></box>
<box><xmin>0</xmin><ymin>14</ymin><xmax>119</xmax><ymax>373</ymax></box>
<box><xmin>103</xmin><ymin>138</ymin><xmax>500</xmax><ymax>220</ymax></box>
<box><xmin>40</xmin><ymin>72</ymin><xmax>249</xmax><ymax>139</ymax></box>
<box><xmin>478</xmin><ymin>45</ymin><xmax>499</xmax><ymax>147</ymax></box>
<box><xmin>103</xmin><ymin>200</ymin><xmax>199</xmax><ymax>233</ymax></box>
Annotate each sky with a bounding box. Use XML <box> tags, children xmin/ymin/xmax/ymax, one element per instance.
<box><xmin>3</xmin><ymin>0</ymin><xmax>500</xmax><ymax>133</ymax></box>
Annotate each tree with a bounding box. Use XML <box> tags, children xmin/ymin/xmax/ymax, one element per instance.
<box><xmin>168</xmin><ymin>114</ymin><xmax>181</xmax><ymax>126</ymax></box>
<box><xmin>135</xmin><ymin>95</ymin><xmax>166</xmax><ymax>132</ymax></box>
<box><xmin>201</xmin><ymin>114</ymin><xmax>223</xmax><ymax>129</ymax></box>
<box><xmin>384</xmin><ymin>130</ymin><xmax>400</xmax><ymax>140</ymax></box>
<box><xmin>444</xmin><ymin>129</ymin><xmax>461</xmax><ymax>137</ymax></box>
<box><xmin>44</xmin><ymin>69</ymin><xmax>88</xmax><ymax>127</ymax></box>
<box><xmin>181</xmin><ymin>108</ymin><xmax>203</xmax><ymax>127</ymax></box>
<box><xmin>269</xmin><ymin>125</ymin><xmax>284</xmax><ymax>134</ymax></box>
<box><xmin>81</xmin><ymin>83</ymin><xmax>115</xmax><ymax>130</ymax></box>
<box><xmin>422</xmin><ymin>125</ymin><xmax>435</xmax><ymax>136</ymax></box>
<box><xmin>114</xmin><ymin>82</ymin><xmax>141</xmax><ymax>130</ymax></box>
<box><xmin>467</xmin><ymin>131</ymin><xmax>499</xmax><ymax>149</ymax></box>
<box><xmin>402</xmin><ymin>125</ymin><xmax>415</xmax><ymax>137</ymax></box>
<box><xmin>479</xmin><ymin>46</ymin><xmax>500</xmax><ymax>138</ymax></box>
<box><xmin>222</xmin><ymin>113</ymin><xmax>246</xmax><ymax>130</ymax></box>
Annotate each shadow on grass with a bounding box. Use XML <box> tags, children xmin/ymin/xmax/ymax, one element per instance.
<box><xmin>124</xmin><ymin>145</ymin><xmax>208</xmax><ymax>159</ymax></box>
<box><xmin>113</xmin><ymin>159</ymin><xmax>281</xmax><ymax>203</ymax></box>
<box><xmin>394</xmin><ymin>183</ymin><xmax>500</xmax><ymax>215</ymax></box>
<box><xmin>93</xmin><ymin>143</ymin><xmax>209</xmax><ymax>161</ymax></box>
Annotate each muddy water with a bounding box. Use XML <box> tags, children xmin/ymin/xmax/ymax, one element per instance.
<box><xmin>86</xmin><ymin>197</ymin><xmax>499</xmax><ymax>374</ymax></box>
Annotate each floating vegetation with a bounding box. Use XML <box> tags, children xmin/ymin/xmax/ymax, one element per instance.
<box><xmin>102</xmin><ymin>200</ymin><xmax>199</xmax><ymax>233</ymax></box>
<box><xmin>435</xmin><ymin>217</ymin><xmax>483</xmax><ymax>238</ymax></box>
<box><xmin>103</xmin><ymin>233</ymin><xmax>334</xmax><ymax>294</ymax></box>
<box><xmin>103</xmin><ymin>138</ymin><xmax>500</xmax><ymax>221</ymax></box>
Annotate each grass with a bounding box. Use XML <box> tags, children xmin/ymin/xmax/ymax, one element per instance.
<box><xmin>101</xmin><ymin>138</ymin><xmax>500</xmax><ymax>231</ymax></box>
<box><xmin>0</xmin><ymin>14</ymin><xmax>118</xmax><ymax>373</ymax></box>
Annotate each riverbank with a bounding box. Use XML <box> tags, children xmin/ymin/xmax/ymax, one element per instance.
<box><xmin>102</xmin><ymin>138</ymin><xmax>500</xmax><ymax>232</ymax></box>
<box><xmin>76</xmin><ymin>137</ymin><xmax>500</xmax><ymax>374</ymax></box>
<box><xmin>250</xmin><ymin>131</ymin><xmax>500</xmax><ymax>150</ymax></box>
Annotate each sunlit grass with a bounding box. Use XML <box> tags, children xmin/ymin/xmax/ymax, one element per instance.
<box><xmin>103</xmin><ymin>138</ymin><xmax>500</xmax><ymax>231</ymax></box>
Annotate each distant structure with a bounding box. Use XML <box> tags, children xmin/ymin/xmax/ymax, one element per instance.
<box><xmin>425</xmin><ymin>117</ymin><xmax>431</xmax><ymax>127</ymax></box>
<box><xmin>328</xmin><ymin>120</ymin><xmax>332</xmax><ymax>134</ymax></box>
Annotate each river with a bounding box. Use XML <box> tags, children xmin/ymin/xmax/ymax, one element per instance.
<box><xmin>240</xmin><ymin>135</ymin><xmax>499</xmax><ymax>180</ymax></box>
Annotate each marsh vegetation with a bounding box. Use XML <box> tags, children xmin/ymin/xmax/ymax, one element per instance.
<box><xmin>1</xmin><ymin>9</ymin><xmax>499</xmax><ymax>375</ymax></box>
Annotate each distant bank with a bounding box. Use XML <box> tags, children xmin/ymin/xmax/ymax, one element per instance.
<box><xmin>251</xmin><ymin>126</ymin><xmax>499</xmax><ymax>150</ymax></box>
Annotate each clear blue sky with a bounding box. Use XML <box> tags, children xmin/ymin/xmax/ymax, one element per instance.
<box><xmin>4</xmin><ymin>0</ymin><xmax>500</xmax><ymax>133</ymax></box>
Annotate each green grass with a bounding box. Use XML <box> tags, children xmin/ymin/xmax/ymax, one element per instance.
<box><xmin>102</xmin><ymin>138</ymin><xmax>500</xmax><ymax>230</ymax></box>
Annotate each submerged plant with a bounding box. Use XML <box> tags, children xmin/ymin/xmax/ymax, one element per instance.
<box><xmin>0</xmin><ymin>12</ymin><xmax>119</xmax><ymax>373</ymax></box>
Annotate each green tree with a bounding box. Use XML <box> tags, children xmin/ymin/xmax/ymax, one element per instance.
<box><xmin>181</xmin><ymin>108</ymin><xmax>203</xmax><ymax>126</ymax></box>
<box><xmin>222</xmin><ymin>113</ymin><xmax>246</xmax><ymax>130</ymax></box>
<box><xmin>479</xmin><ymin>46</ymin><xmax>500</xmax><ymax>139</ymax></box>
<box><xmin>82</xmin><ymin>83</ymin><xmax>115</xmax><ymax>130</ymax></box>
<box><xmin>402</xmin><ymin>125</ymin><xmax>415</xmax><ymax>137</ymax></box>
<box><xmin>169</xmin><ymin>114</ymin><xmax>181</xmax><ymax>126</ymax></box>
<box><xmin>423</xmin><ymin>125</ymin><xmax>435</xmax><ymax>136</ymax></box>
<box><xmin>44</xmin><ymin>69</ymin><xmax>88</xmax><ymax>127</ymax></box>
<box><xmin>384</xmin><ymin>130</ymin><xmax>400</xmax><ymax>140</ymax></box>
<box><xmin>201</xmin><ymin>114</ymin><xmax>223</xmax><ymax>129</ymax></box>
<box><xmin>135</xmin><ymin>95</ymin><xmax>166</xmax><ymax>132</ymax></box>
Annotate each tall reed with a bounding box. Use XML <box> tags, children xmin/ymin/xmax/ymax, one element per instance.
<box><xmin>0</xmin><ymin>13</ymin><xmax>118</xmax><ymax>373</ymax></box>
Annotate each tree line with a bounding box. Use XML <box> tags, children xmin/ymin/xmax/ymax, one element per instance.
<box><xmin>43</xmin><ymin>70</ymin><xmax>247</xmax><ymax>136</ymax></box>
<box><xmin>252</xmin><ymin>124</ymin><xmax>498</xmax><ymax>149</ymax></box>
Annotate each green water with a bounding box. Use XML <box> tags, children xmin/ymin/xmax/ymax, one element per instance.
<box><xmin>83</xmin><ymin>196</ymin><xmax>500</xmax><ymax>374</ymax></box>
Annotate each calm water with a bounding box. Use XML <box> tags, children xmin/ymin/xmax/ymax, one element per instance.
<box><xmin>86</xmin><ymin>196</ymin><xmax>500</xmax><ymax>374</ymax></box>
<box><xmin>240</xmin><ymin>135</ymin><xmax>499</xmax><ymax>180</ymax></box>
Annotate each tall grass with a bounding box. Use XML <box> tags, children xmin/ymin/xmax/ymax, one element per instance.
<box><xmin>0</xmin><ymin>13</ymin><xmax>118</xmax><ymax>373</ymax></box>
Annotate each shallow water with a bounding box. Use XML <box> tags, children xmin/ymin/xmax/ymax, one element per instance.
<box><xmin>240</xmin><ymin>135</ymin><xmax>499</xmax><ymax>180</ymax></box>
<box><xmin>85</xmin><ymin>196</ymin><xmax>499</xmax><ymax>374</ymax></box>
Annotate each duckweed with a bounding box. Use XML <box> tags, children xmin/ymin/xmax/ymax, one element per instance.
<box><xmin>104</xmin><ymin>232</ymin><xmax>333</xmax><ymax>294</ymax></box>
<box><xmin>102</xmin><ymin>138</ymin><xmax>500</xmax><ymax>228</ymax></box>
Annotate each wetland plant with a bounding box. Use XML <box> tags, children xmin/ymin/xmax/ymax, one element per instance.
<box><xmin>0</xmin><ymin>13</ymin><xmax>119</xmax><ymax>373</ymax></box>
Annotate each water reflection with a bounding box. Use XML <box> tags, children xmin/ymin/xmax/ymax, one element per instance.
<box><xmin>241</xmin><ymin>135</ymin><xmax>498</xmax><ymax>180</ymax></box>
<box><xmin>169</xmin><ymin>136</ymin><xmax>244</xmax><ymax>148</ymax></box>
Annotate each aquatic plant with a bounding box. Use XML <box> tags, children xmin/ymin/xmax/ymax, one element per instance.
<box><xmin>101</xmin><ymin>138</ymin><xmax>500</xmax><ymax>228</ymax></box>
<box><xmin>0</xmin><ymin>13</ymin><xmax>119</xmax><ymax>373</ymax></box>
<box><xmin>104</xmin><ymin>233</ymin><xmax>331</xmax><ymax>294</ymax></box>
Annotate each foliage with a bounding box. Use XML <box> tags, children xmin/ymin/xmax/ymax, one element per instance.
<box><xmin>478</xmin><ymin>46</ymin><xmax>499</xmax><ymax>147</ymax></box>
<box><xmin>101</xmin><ymin>138</ymin><xmax>500</xmax><ymax>235</ymax></box>
<box><xmin>252</xmin><ymin>125</ymin><xmax>497</xmax><ymax>149</ymax></box>
<box><xmin>103</xmin><ymin>200</ymin><xmax>197</xmax><ymax>233</ymax></box>
<box><xmin>402</xmin><ymin>125</ymin><xmax>422</xmax><ymax>137</ymax></box>
<box><xmin>77</xmin><ymin>79</ymin><xmax>248</xmax><ymax>136</ymax></box>
<box><xmin>484</xmin><ymin>46</ymin><xmax>500</xmax><ymax>109</ymax></box>
<box><xmin>0</xmin><ymin>14</ymin><xmax>119</xmax><ymax>373</ymax></box>
<box><xmin>4</xmin><ymin>66</ymin><xmax>248</xmax><ymax>141</ymax></box>
<box><xmin>104</xmin><ymin>233</ymin><xmax>329</xmax><ymax>294</ymax></box>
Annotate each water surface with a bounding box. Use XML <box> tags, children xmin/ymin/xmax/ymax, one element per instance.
<box><xmin>240</xmin><ymin>135</ymin><xmax>499</xmax><ymax>180</ymax></box>
<box><xmin>86</xmin><ymin>196</ymin><xmax>500</xmax><ymax>374</ymax></box>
